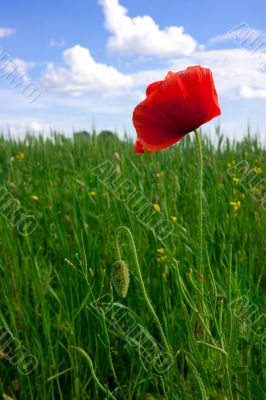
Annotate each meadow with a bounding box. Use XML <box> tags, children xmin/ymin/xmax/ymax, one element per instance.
<box><xmin>0</xmin><ymin>129</ymin><xmax>265</xmax><ymax>399</ymax></box>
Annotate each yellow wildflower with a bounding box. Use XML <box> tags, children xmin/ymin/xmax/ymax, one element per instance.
<box><xmin>227</xmin><ymin>160</ymin><xmax>235</xmax><ymax>168</ymax></box>
<box><xmin>157</xmin><ymin>248</ymin><xmax>165</xmax><ymax>255</ymax></box>
<box><xmin>16</xmin><ymin>152</ymin><xmax>25</xmax><ymax>161</ymax></box>
<box><xmin>232</xmin><ymin>177</ymin><xmax>240</xmax><ymax>184</ymax></box>
<box><xmin>170</xmin><ymin>216</ymin><xmax>177</xmax><ymax>223</ymax></box>
<box><xmin>88</xmin><ymin>191</ymin><xmax>97</xmax><ymax>196</ymax></box>
<box><xmin>230</xmin><ymin>200</ymin><xmax>241</xmax><ymax>212</ymax></box>
<box><xmin>157</xmin><ymin>255</ymin><xmax>167</xmax><ymax>263</ymax></box>
<box><xmin>230</xmin><ymin>201</ymin><xmax>240</xmax><ymax>207</ymax></box>
<box><xmin>153</xmin><ymin>203</ymin><xmax>160</xmax><ymax>212</ymax></box>
<box><xmin>155</xmin><ymin>172</ymin><xmax>164</xmax><ymax>179</ymax></box>
<box><xmin>253</xmin><ymin>166</ymin><xmax>263</xmax><ymax>174</ymax></box>
<box><xmin>31</xmin><ymin>195</ymin><xmax>39</xmax><ymax>201</ymax></box>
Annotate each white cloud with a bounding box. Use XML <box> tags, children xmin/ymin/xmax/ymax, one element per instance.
<box><xmin>166</xmin><ymin>48</ymin><xmax>266</xmax><ymax>99</ymax></box>
<box><xmin>129</xmin><ymin>48</ymin><xmax>266</xmax><ymax>101</ymax></box>
<box><xmin>208</xmin><ymin>24</ymin><xmax>263</xmax><ymax>46</ymax></box>
<box><xmin>50</xmin><ymin>37</ymin><xmax>66</xmax><ymax>48</ymax></box>
<box><xmin>239</xmin><ymin>86</ymin><xmax>266</xmax><ymax>99</ymax></box>
<box><xmin>0</xmin><ymin>27</ymin><xmax>15</xmax><ymax>38</ymax></box>
<box><xmin>29</xmin><ymin>121</ymin><xmax>44</xmax><ymax>131</ymax></box>
<box><xmin>42</xmin><ymin>44</ymin><xmax>132</xmax><ymax>95</ymax></box>
<box><xmin>209</xmin><ymin>32</ymin><xmax>240</xmax><ymax>45</ymax></box>
<box><xmin>0</xmin><ymin>117</ymin><xmax>52</xmax><ymax>138</ymax></box>
<box><xmin>0</xmin><ymin>46</ymin><xmax>35</xmax><ymax>81</ymax></box>
<box><xmin>98</xmin><ymin>0</ymin><xmax>197</xmax><ymax>57</ymax></box>
<box><xmin>0</xmin><ymin>58</ymin><xmax>29</xmax><ymax>80</ymax></box>
<box><xmin>41</xmin><ymin>46</ymin><xmax>266</xmax><ymax>101</ymax></box>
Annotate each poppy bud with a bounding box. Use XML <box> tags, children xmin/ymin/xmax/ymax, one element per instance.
<box><xmin>111</xmin><ymin>260</ymin><xmax>130</xmax><ymax>298</ymax></box>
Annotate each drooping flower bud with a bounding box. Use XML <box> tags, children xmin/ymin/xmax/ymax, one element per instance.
<box><xmin>111</xmin><ymin>260</ymin><xmax>130</xmax><ymax>298</ymax></box>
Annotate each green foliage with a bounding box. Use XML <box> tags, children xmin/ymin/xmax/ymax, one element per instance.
<box><xmin>0</xmin><ymin>130</ymin><xmax>265</xmax><ymax>399</ymax></box>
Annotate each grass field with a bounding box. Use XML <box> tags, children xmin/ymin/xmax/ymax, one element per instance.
<box><xmin>0</xmin><ymin>129</ymin><xmax>265</xmax><ymax>399</ymax></box>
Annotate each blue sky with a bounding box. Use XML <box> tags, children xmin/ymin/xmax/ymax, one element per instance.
<box><xmin>0</xmin><ymin>0</ymin><xmax>266</xmax><ymax>140</ymax></box>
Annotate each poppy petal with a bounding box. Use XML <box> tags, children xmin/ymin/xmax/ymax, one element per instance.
<box><xmin>146</xmin><ymin>81</ymin><xmax>162</xmax><ymax>96</ymax></box>
<box><xmin>164</xmin><ymin>71</ymin><xmax>175</xmax><ymax>80</ymax></box>
<box><xmin>133</xmin><ymin>65</ymin><xmax>221</xmax><ymax>152</ymax></box>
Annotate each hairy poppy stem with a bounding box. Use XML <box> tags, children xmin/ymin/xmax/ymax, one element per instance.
<box><xmin>194</xmin><ymin>129</ymin><xmax>203</xmax><ymax>274</ymax></box>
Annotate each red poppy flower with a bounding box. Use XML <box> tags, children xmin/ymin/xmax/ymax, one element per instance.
<box><xmin>133</xmin><ymin>66</ymin><xmax>221</xmax><ymax>153</ymax></box>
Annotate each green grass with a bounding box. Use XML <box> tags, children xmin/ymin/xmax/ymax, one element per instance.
<box><xmin>0</xmin><ymin>129</ymin><xmax>265</xmax><ymax>399</ymax></box>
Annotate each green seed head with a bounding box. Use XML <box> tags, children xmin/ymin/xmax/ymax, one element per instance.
<box><xmin>111</xmin><ymin>260</ymin><xmax>130</xmax><ymax>298</ymax></box>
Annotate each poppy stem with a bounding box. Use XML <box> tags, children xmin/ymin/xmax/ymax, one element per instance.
<box><xmin>194</xmin><ymin>129</ymin><xmax>203</xmax><ymax>274</ymax></box>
